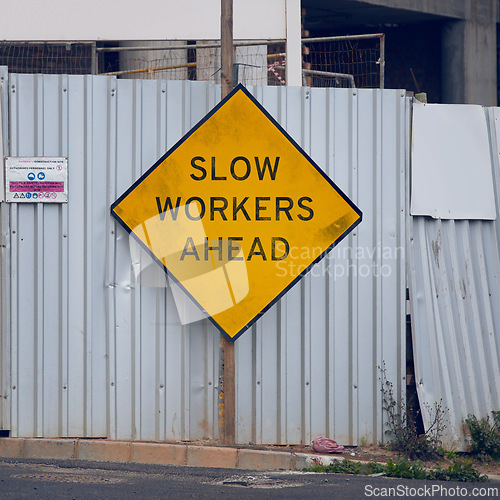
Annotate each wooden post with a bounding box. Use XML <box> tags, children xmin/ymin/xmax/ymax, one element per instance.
<box><xmin>220</xmin><ymin>0</ymin><xmax>236</xmax><ymax>447</ymax></box>
<box><xmin>221</xmin><ymin>0</ymin><xmax>234</xmax><ymax>98</ymax></box>
<box><xmin>222</xmin><ymin>340</ymin><xmax>236</xmax><ymax>446</ymax></box>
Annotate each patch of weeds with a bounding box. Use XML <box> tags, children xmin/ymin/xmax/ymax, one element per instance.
<box><xmin>440</xmin><ymin>448</ymin><xmax>457</xmax><ymax>460</ymax></box>
<box><xmin>305</xmin><ymin>457</ymin><xmax>487</xmax><ymax>482</ymax></box>
<box><xmin>465</xmin><ymin>411</ymin><xmax>500</xmax><ymax>459</ymax></box>
<box><xmin>379</xmin><ymin>363</ymin><xmax>447</xmax><ymax>460</ymax></box>
<box><xmin>309</xmin><ymin>459</ymin><xmax>362</xmax><ymax>475</ymax></box>
<box><xmin>306</xmin><ymin>463</ymin><xmax>331</xmax><ymax>473</ymax></box>
<box><xmin>430</xmin><ymin>459</ymin><xmax>487</xmax><ymax>482</ymax></box>
<box><xmin>384</xmin><ymin>458</ymin><xmax>428</xmax><ymax>480</ymax></box>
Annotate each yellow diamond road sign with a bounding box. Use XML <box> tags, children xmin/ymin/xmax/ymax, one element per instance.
<box><xmin>111</xmin><ymin>84</ymin><xmax>362</xmax><ymax>341</ymax></box>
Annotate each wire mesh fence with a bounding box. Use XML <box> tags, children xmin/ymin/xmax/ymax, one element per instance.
<box><xmin>99</xmin><ymin>41</ymin><xmax>287</xmax><ymax>86</ymax></box>
<box><xmin>303</xmin><ymin>35</ymin><xmax>383</xmax><ymax>88</ymax></box>
<box><xmin>0</xmin><ymin>35</ymin><xmax>384</xmax><ymax>88</ymax></box>
<box><xmin>0</xmin><ymin>42</ymin><xmax>96</xmax><ymax>75</ymax></box>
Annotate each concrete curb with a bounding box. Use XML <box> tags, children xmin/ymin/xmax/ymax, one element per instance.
<box><xmin>1</xmin><ymin>438</ymin><xmax>499</xmax><ymax>481</ymax></box>
<box><xmin>0</xmin><ymin>438</ymin><xmax>324</xmax><ymax>471</ymax></box>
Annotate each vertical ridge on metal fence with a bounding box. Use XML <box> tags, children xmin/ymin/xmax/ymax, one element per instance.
<box><xmin>0</xmin><ymin>66</ymin><xmax>10</xmax><ymax>433</ymax></box>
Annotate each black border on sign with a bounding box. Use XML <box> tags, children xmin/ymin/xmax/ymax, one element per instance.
<box><xmin>110</xmin><ymin>83</ymin><xmax>363</xmax><ymax>342</ymax></box>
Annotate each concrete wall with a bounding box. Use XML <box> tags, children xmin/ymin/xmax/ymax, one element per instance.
<box><xmin>442</xmin><ymin>2</ymin><xmax>497</xmax><ymax>105</ymax></box>
<box><xmin>374</xmin><ymin>0</ymin><xmax>498</xmax><ymax>105</ymax></box>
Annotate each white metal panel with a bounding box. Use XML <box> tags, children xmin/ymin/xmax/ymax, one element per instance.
<box><xmin>408</xmin><ymin>106</ymin><xmax>500</xmax><ymax>450</ymax></box>
<box><xmin>411</xmin><ymin>102</ymin><xmax>496</xmax><ymax>220</ymax></box>
<box><xmin>4</xmin><ymin>75</ymin><xmax>225</xmax><ymax>441</ymax></box>
<box><xmin>235</xmin><ymin>86</ymin><xmax>408</xmax><ymax>445</ymax></box>
<box><xmin>2</xmin><ymin>75</ymin><xmax>407</xmax><ymax>445</ymax></box>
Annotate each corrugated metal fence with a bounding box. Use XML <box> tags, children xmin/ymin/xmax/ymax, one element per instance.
<box><xmin>409</xmin><ymin>106</ymin><xmax>500</xmax><ymax>449</ymax></box>
<box><xmin>0</xmin><ymin>70</ymin><xmax>407</xmax><ymax>444</ymax></box>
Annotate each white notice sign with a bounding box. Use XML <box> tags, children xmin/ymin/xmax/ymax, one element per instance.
<box><xmin>5</xmin><ymin>157</ymin><xmax>68</xmax><ymax>203</ymax></box>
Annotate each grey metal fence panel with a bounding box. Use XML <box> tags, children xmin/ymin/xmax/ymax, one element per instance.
<box><xmin>2</xmin><ymin>74</ymin><xmax>407</xmax><ymax>444</ymax></box>
<box><xmin>234</xmin><ymin>86</ymin><xmax>408</xmax><ymax>445</ymax></box>
<box><xmin>408</xmin><ymin>107</ymin><xmax>500</xmax><ymax>450</ymax></box>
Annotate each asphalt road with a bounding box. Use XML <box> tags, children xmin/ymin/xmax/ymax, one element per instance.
<box><xmin>0</xmin><ymin>457</ymin><xmax>498</xmax><ymax>499</ymax></box>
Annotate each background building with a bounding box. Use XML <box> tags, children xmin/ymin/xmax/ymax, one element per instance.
<box><xmin>302</xmin><ymin>0</ymin><xmax>498</xmax><ymax>105</ymax></box>
<box><xmin>0</xmin><ymin>1</ymin><xmax>497</xmax><ymax>104</ymax></box>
